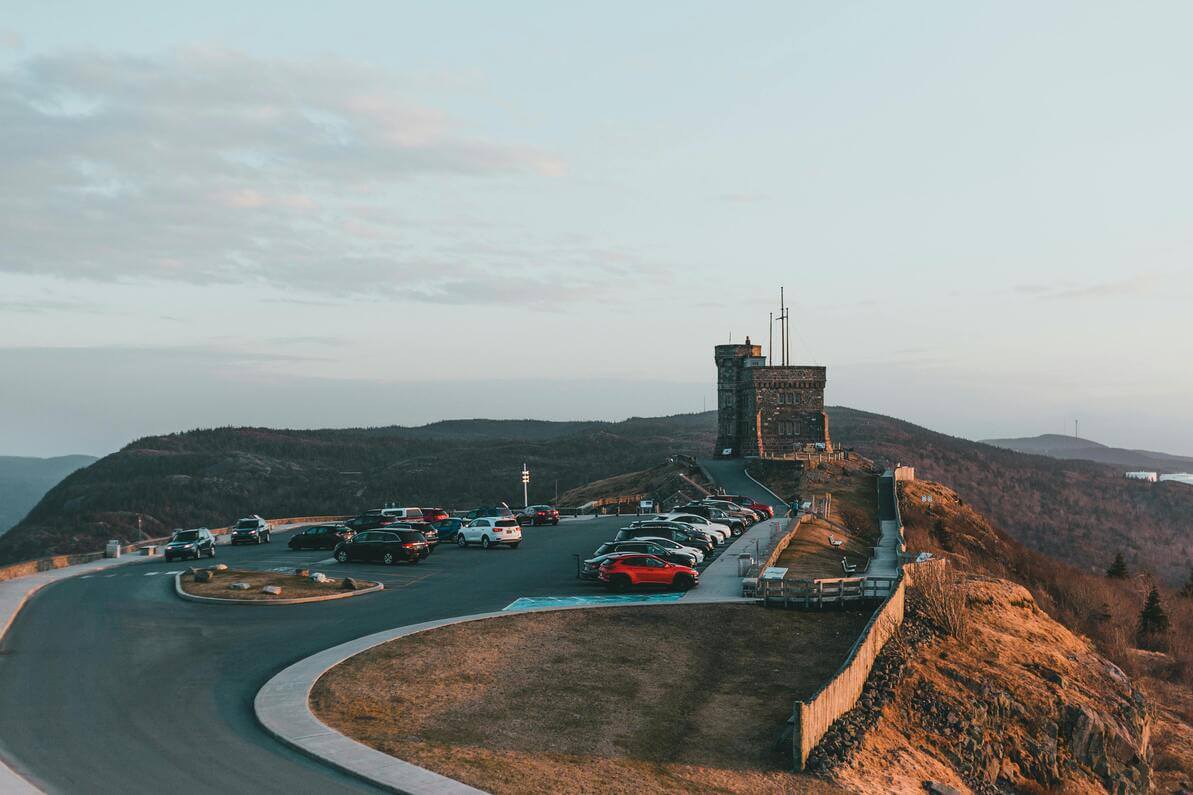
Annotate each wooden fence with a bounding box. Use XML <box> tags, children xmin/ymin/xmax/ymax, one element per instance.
<box><xmin>792</xmin><ymin>571</ymin><xmax>907</xmax><ymax>769</ymax></box>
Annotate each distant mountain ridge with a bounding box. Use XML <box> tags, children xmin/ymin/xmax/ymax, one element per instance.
<box><xmin>0</xmin><ymin>455</ymin><xmax>98</xmax><ymax>535</ymax></box>
<box><xmin>981</xmin><ymin>433</ymin><xmax>1193</xmax><ymax>471</ymax></box>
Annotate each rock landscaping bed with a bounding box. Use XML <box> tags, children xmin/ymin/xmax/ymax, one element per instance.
<box><xmin>178</xmin><ymin>568</ymin><xmax>378</xmax><ymax>602</ymax></box>
<box><xmin>311</xmin><ymin>603</ymin><xmax>869</xmax><ymax>794</ymax></box>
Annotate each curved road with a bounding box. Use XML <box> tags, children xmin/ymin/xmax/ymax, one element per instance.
<box><xmin>0</xmin><ymin>518</ymin><xmax>631</xmax><ymax>794</ymax></box>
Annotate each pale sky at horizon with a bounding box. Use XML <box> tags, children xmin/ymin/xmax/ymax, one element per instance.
<box><xmin>2</xmin><ymin>2</ymin><xmax>1192</xmax><ymax>458</ymax></box>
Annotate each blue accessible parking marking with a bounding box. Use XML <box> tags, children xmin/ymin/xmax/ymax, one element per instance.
<box><xmin>502</xmin><ymin>593</ymin><xmax>684</xmax><ymax>611</ymax></box>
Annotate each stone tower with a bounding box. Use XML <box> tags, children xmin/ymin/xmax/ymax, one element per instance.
<box><xmin>714</xmin><ymin>338</ymin><xmax>830</xmax><ymax>458</ymax></box>
<box><xmin>714</xmin><ymin>337</ymin><xmax>764</xmax><ymax>456</ymax></box>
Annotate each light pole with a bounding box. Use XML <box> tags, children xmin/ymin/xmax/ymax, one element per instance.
<box><xmin>521</xmin><ymin>463</ymin><xmax>530</xmax><ymax>509</ymax></box>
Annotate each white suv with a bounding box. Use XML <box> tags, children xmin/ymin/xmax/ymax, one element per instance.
<box><xmin>379</xmin><ymin>507</ymin><xmax>424</xmax><ymax>521</ymax></box>
<box><xmin>458</xmin><ymin>517</ymin><xmax>522</xmax><ymax>549</ymax></box>
<box><xmin>654</xmin><ymin>513</ymin><xmax>732</xmax><ymax>542</ymax></box>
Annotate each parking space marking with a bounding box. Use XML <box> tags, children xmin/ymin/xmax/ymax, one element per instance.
<box><xmin>143</xmin><ymin>571</ymin><xmax>161</xmax><ymax>576</ymax></box>
<box><xmin>502</xmin><ymin>593</ymin><xmax>684</xmax><ymax>611</ymax></box>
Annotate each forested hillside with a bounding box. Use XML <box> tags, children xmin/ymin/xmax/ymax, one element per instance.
<box><xmin>4</xmin><ymin>408</ymin><xmax>1190</xmax><ymax>586</ymax></box>
<box><xmin>0</xmin><ymin>415</ymin><xmax>714</xmax><ymax>563</ymax></box>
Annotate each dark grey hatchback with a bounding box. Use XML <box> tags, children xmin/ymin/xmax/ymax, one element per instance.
<box><xmin>333</xmin><ymin>529</ymin><xmax>429</xmax><ymax>565</ymax></box>
<box><xmin>163</xmin><ymin>528</ymin><xmax>216</xmax><ymax>562</ymax></box>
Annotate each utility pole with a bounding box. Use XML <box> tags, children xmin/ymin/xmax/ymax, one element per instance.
<box><xmin>768</xmin><ymin>311</ymin><xmax>773</xmax><ymax>365</ymax></box>
<box><xmin>521</xmin><ymin>463</ymin><xmax>530</xmax><ymax>509</ymax></box>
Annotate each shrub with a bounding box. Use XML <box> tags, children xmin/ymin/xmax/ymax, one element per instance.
<box><xmin>912</xmin><ymin>561</ymin><xmax>968</xmax><ymax>642</ymax></box>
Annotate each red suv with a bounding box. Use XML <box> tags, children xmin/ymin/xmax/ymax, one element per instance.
<box><xmin>518</xmin><ymin>504</ymin><xmax>560</xmax><ymax>526</ymax></box>
<box><xmin>599</xmin><ymin>554</ymin><xmax>698</xmax><ymax>592</ymax></box>
<box><xmin>421</xmin><ymin>507</ymin><xmax>450</xmax><ymax>524</ymax></box>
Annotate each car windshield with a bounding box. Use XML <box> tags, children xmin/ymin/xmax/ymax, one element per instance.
<box><xmin>236</xmin><ymin>520</ymin><xmax>258</xmax><ymax>529</ymax></box>
<box><xmin>173</xmin><ymin>531</ymin><xmax>199</xmax><ymax>542</ymax></box>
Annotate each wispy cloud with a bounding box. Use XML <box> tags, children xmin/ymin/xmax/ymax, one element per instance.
<box><xmin>0</xmin><ymin>48</ymin><xmax>669</xmax><ymax>306</ymax></box>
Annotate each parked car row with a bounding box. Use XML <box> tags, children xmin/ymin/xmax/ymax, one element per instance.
<box><xmin>577</xmin><ymin>495</ymin><xmax>773</xmax><ymax>591</ymax></box>
<box><xmin>287</xmin><ymin>504</ymin><xmax>538</xmax><ymax>565</ymax></box>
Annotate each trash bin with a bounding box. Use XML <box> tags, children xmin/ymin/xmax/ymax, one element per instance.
<box><xmin>737</xmin><ymin>553</ymin><xmax>754</xmax><ymax>577</ymax></box>
<box><xmin>104</xmin><ymin>540</ymin><xmax>122</xmax><ymax>558</ymax></box>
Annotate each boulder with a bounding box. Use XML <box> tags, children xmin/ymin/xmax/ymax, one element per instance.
<box><xmin>924</xmin><ymin>782</ymin><xmax>962</xmax><ymax>795</ymax></box>
<box><xmin>211</xmin><ymin>563</ymin><xmax>228</xmax><ymax>572</ymax></box>
<box><xmin>295</xmin><ymin>568</ymin><xmax>309</xmax><ymax>577</ymax></box>
<box><xmin>261</xmin><ymin>585</ymin><xmax>282</xmax><ymax>595</ymax></box>
<box><xmin>229</xmin><ymin>582</ymin><xmax>251</xmax><ymax>590</ymax></box>
<box><xmin>309</xmin><ymin>572</ymin><xmax>329</xmax><ymax>584</ymax></box>
<box><xmin>340</xmin><ymin>577</ymin><xmax>360</xmax><ymax>591</ymax></box>
<box><xmin>194</xmin><ymin>570</ymin><xmax>214</xmax><ymax>583</ymax></box>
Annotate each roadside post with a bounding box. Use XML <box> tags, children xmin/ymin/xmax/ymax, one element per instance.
<box><xmin>521</xmin><ymin>463</ymin><xmax>530</xmax><ymax>509</ymax></box>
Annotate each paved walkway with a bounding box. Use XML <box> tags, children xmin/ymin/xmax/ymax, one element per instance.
<box><xmin>867</xmin><ymin>472</ymin><xmax>902</xmax><ymax>579</ymax></box>
<box><xmin>683</xmin><ymin>516</ymin><xmax>790</xmax><ymax>602</ymax></box>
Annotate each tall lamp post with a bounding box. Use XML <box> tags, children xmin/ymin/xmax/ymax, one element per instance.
<box><xmin>521</xmin><ymin>463</ymin><xmax>530</xmax><ymax>509</ymax></box>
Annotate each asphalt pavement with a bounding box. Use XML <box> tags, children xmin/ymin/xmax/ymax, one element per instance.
<box><xmin>0</xmin><ymin>518</ymin><xmax>633</xmax><ymax>794</ymax></box>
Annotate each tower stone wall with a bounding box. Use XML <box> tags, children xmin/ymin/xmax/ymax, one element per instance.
<box><xmin>714</xmin><ymin>342</ymin><xmax>830</xmax><ymax>458</ymax></box>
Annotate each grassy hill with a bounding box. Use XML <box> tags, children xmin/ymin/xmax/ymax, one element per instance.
<box><xmin>0</xmin><ymin>415</ymin><xmax>715</xmax><ymax>564</ymax></box>
<box><xmin>829</xmin><ymin>407</ymin><xmax>1193</xmax><ymax>585</ymax></box>
<box><xmin>0</xmin><ymin>455</ymin><xmax>97</xmax><ymax>535</ymax></box>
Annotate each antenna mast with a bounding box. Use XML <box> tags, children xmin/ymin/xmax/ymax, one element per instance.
<box><xmin>768</xmin><ymin>312</ymin><xmax>773</xmax><ymax>365</ymax></box>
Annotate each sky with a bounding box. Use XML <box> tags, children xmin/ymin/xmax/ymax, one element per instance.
<box><xmin>2</xmin><ymin>1</ymin><xmax>1192</xmax><ymax>458</ymax></box>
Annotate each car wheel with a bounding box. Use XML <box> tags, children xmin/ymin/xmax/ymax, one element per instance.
<box><xmin>552</xmin><ymin>519</ymin><xmax>559</xmax><ymax>526</ymax></box>
<box><xmin>383</xmin><ymin>552</ymin><xmax>395</xmax><ymax>565</ymax></box>
<box><xmin>410</xmin><ymin>555</ymin><xmax>420</xmax><ymax>565</ymax></box>
<box><xmin>335</xmin><ymin>550</ymin><xmax>349</xmax><ymax>563</ymax></box>
<box><xmin>264</xmin><ymin>533</ymin><xmax>271</xmax><ymax>544</ymax></box>
<box><xmin>208</xmin><ymin>546</ymin><xmax>216</xmax><ymax>558</ymax></box>
<box><xmin>457</xmin><ymin>535</ymin><xmax>468</xmax><ymax>548</ymax></box>
<box><xmin>673</xmin><ymin>573</ymin><xmax>695</xmax><ymax>591</ymax></box>
<box><xmin>481</xmin><ymin>536</ymin><xmax>491</xmax><ymax>549</ymax></box>
<box><xmin>608</xmin><ymin>574</ymin><xmax>631</xmax><ymax>592</ymax></box>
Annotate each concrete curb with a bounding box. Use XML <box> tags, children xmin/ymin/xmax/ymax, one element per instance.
<box><xmin>174</xmin><ymin>573</ymin><xmax>384</xmax><ymax>605</ymax></box>
<box><xmin>0</xmin><ymin>553</ymin><xmax>156</xmax><ymax>794</ymax></box>
<box><xmin>741</xmin><ymin>466</ymin><xmax>790</xmax><ymax>513</ymax></box>
<box><xmin>255</xmin><ymin>598</ymin><xmax>743</xmax><ymax>794</ymax></box>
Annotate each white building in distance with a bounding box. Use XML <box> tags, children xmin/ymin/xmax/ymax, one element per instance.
<box><xmin>1159</xmin><ymin>473</ymin><xmax>1193</xmax><ymax>486</ymax></box>
<box><xmin>1125</xmin><ymin>471</ymin><xmax>1158</xmax><ymax>482</ymax></box>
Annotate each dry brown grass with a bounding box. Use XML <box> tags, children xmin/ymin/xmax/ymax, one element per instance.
<box><xmin>775</xmin><ymin>516</ymin><xmax>873</xmax><ymax>579</ymax></box>
<box><xmin>180</xmin><ymin>569</ymin><xmax>376</xmax><ymax>600</ymax></box>
<box><xmin>312</xmin><ymin>604</ymin><xmax>869</xmax><ymax>794</ymax></box>
<box><xmin>911</xmin><ymin>561</ymin><xmax>969</xmax><ymax>642</ymax></box>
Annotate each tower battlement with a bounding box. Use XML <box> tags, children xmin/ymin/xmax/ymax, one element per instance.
<box><xmin>714</xmin><ymin>338</ymin><xmax>830</xmax><ymax>458</ymax></box>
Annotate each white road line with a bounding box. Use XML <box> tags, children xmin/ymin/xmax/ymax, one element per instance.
<box><xmin>103</xmin><ymin>574</ymin><xmax>118</xmax><ymax>578</ymax></box>
<box><xmin>143</xmin><ymin>571</ymin><xmax>160</xmax><ymax>576</ymax></box>
<box><xmin>313</xmin><ymin>558</ymin><xmax>336</xmax><ymax>566</ymax></box>
<box><xmin>79</xmin><ymin>575</ymin><xmax>94</xmax><ymax>579</ymax></box>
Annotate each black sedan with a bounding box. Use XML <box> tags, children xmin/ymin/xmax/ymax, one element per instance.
<box><xmin>288</xmin><ymin>524</ymin><xmax>353</xmax><ymax>551</ymax></box>
<box><xmin>333</xmin><ymin>529</ymin><xmax>429</xmax><ymax>565</ymax></box>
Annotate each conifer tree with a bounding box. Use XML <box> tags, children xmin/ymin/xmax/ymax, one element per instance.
<box><xmin>1106</xmin><ymin>551</ymin><xmax>1128</xmax><ymax>579</ymax></box>
<box><xmin>1138</xmin><ymin>586</ymin><xmax>1170</xmax><ymax>640</ymax></box>
<box><xmin>1180</xmin><ymin>568</ymin><xmax>1193</xmax><ymax>599</ymax></box>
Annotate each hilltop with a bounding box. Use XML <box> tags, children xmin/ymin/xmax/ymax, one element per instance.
<box><xmin>0</xmin><ymin>414</ymin><xmax>714</xmax><ymax>564</ymax></box>
<box><xmin>0</xmin><ymin>455</ymin><xmax>97</xmax><ymax>536</ymax></box>
<box><xmin>4</xmin><ymin>408</ymin><xmax>1192</xmax><ymax>586</ymax></box>
<box><xmin>982</xmin><ymin>432</ymin><xmax>1193</xmax><ymax>472</ymax></box>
